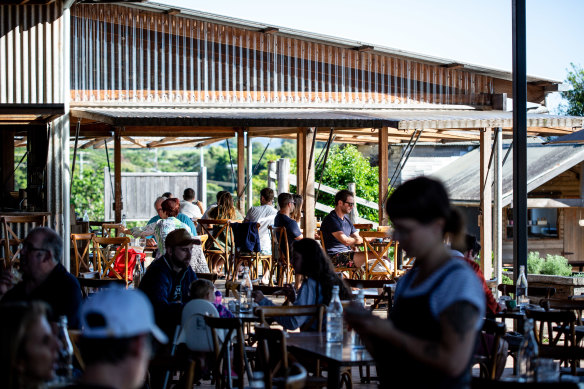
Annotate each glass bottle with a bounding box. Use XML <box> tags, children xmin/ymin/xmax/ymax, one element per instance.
<box><xmin>516</xmin><ymin>265</ymin><xmax>529</xmax><ymax>310</ymax></box>
<box><xmin>56</xmin><ymin>316</ymin><xmax>74</xmax><ymax>381</ymax></box>
<box><xmin>241</xmin><ymin>266</ymin><xmax>253</xmax><ymax>312</ymax></box>
<box><xmin>517</xmin><ymin>318</ymin><xmax>539</xmax><ymax>382</ymax></box>
<box><xmin>351</xmin><ymin>288</ymin><xmax>366</xmax><ymax>349</ymax></box>
<box><xmin>326</xmin><ymin>285</ymin><xmax>344</xmax><ymax>343</ymax></box>
<box><xmin>82</xmin><ymin>210</ymin><xmax>89</xmax><ymax>222</ymax></box>
<box><xmin>121</xmin><ymin>214</ymin><xmax>127</xmax><ymax>228</ymax></box>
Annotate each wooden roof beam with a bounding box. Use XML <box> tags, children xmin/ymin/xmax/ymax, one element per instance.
<box><xmin>147</xmin><ymin>137</ymin><xmax>177</xmax><ymax>148</ymax></box>
<box><xmin>79</xmin><ymin>137</ymin><xmax>107</xmax><ymax>149</ymax></box>
<box><xmin>122</xmin><ymin>136</ymin><xmax>146</xmax><ymax>148</ymax></box>
<box><xmin>92</xmin><ymin>137</ymin><xmax>114</xmax><ymax>149</ymax></box>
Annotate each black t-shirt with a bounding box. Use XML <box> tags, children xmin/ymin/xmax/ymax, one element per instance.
<box><xmin>3</xmin><ymin>263</ymin><xmax>82</xmax><ymax>328</ymax></box>
<box><xmin>273</xmin><ymin>213</ymin><xmax>301</xmax><ymax>252</ymax></box>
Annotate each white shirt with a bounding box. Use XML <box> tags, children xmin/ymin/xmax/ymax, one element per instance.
<box><xmin>245</xmin><ymin>204</ymin><xmax>277</xmax><ymax>254</ymax></box>
<box><xmin>180</xmin><ymin>199</ymin><xmax>202</xmax><ymax>219</ymax></box>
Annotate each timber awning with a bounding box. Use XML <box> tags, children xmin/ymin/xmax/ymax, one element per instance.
<box><xmin>0</xmin><ymin>104</ymin><xmax>65</xmax><ymax>125</ymax></box>
<box><xmin>70</xmin><ymin>107</ymin><xmax>584</xmax><ymax>146</ymax></box>
<box><xmin>433</xmin><ymin>142</ymin><xmax>584</xmax><ymax>207</ymax></box>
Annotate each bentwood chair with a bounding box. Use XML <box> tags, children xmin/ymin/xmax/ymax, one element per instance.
<box><xmin>92</xmin><ymin>236</ymin><xmax>131</xmax><ymax>286</ymax></box>
<box><xmin>232</xmin><ymin>222</ymin><xmax>272</xmax><ymax>283</ymax></box>
<box><xmin>318</xmin><ymin>231</ymin><xmax>361</xmax><ymax>279</ymax></box>
<box><xmin>269</xmin><ymin>226</ymin><xmax>294</xmax><ymax>287</ymax></box>
<box><xmin>204</xmin><ymin>316</ymin><xmax>247</xmax><ymax>389</ymax></box>
<box><xmin>198</xmin><ymin>219</ymin><xmax>235</xmax><ymax>278</ymax></box>
<box><xmin>1</xmin><ymin>214</ymin><xmax>47</xmax><ymax>267</ymax></box>
<box><xmin>71</xmin><ymin>233</ymin><xmax>95</xmax><ymax>276</ymax></box>
<box><xmin>254</xmin><ymin>305</ymin><xmax>325</xmax><ymax>333</ymax></box>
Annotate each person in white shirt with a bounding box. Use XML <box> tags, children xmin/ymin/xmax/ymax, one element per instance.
<box><xmin>180</xmin><ymin>188</ymin><xmax>204</xmax><ymax>219</ymax></box>
<box><xmin>244</xmin><ymin>188</ymin><xmax>278</xmax><ymax>255</ymax></box>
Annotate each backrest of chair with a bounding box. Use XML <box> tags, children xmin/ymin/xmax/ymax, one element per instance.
<box><xmin>254</xmin><ymin>324</ymin><xmax>288</xmax><ymax>389</ymax></box>
<box><xmin>255</xmin><ymin>304</ymin><xmax>325</xmax><ymax>332</ymax></box>
<box><xmin>92</xmin><ymin>236</ymin><xmax>130</xmax><ymax>280</ymax></box>
<box><xmin>479</xmin><ymin>318</ymin><xmax>507</xmax><ymax>380</ymax></box>
<box><xmin>71</xmin><ymin>233</ymin><xmax>95</xmax><ymax>276</ymax></box>
<box><xmin>101</xmin><ymin>223</ymin><xmax>125</xmax><ymax>238</ymax></box>
<box><xmin>197</xmin><ymin>219</ymin><xmax>232</xmax><ymax>253</ymax></box>
<box><xmin>360</xmin><ymin>231</ymin><xmax>397</xmax><ymax>278</ymax></box>
<box><xmin>269</xmin><ymin>226</ymin><xmax>289</xmax><ymax>263</ymax></box>
<box><xmin>525</xmin><ymin>309</ymin><xmax>576</xmax><ymax>346</ymax></box>
<box><xmin>180</xmin><ymin>299</ymin><xmax>220</xmax><ymax>352</ymax></box>
<box><xmin>284</xmin><ymin>363</ymin><xmax>307</xmax><ymax>389</ymax></box>
<box><xmin>1</xmin><ymin>215</ymin><xmax>47</xmax><ymax>266</ymax></box>
<box><xmin>203</xmin><ymin>316</ymin><xmax>245</xmax><ymax>388</ymax></box>
<box><xmin>549</xmin><ymin>298</ymin><xmax>584</xmax><ymax>325</ymax></box>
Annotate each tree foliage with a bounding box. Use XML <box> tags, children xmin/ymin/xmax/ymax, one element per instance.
<box><xmin>561</xmin><ymin>63</ymin><xmax>584</xmax><ymax>116</ymax></box>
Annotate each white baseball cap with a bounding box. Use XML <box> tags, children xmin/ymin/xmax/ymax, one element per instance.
<box><xmin>80</xmin><ymin>287</ymin><xmax>168</xmax><ymax>344</ymax></box>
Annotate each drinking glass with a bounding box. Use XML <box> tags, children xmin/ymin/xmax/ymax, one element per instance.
<box><xmin>536</xmin><ymin>358</ymin><xmax>559</xmax><ymax>382</ymax></box>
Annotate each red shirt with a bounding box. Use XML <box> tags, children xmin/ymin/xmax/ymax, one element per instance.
<box><xmin>453</xmin><ymin>252</ymin><xmax>499</xmax><ymax>316</ymax></box>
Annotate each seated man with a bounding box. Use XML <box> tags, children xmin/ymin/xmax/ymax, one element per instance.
<box><xmin>139</xmin><ymin>228</ymin><xmax>199</xmax><ymax>338</ymax></box>
<box><xmin>273</xmin><ymin>192</ymin><xmax>303</xmax><ymax>254</ymax></box>
<box><xmin>67</xmin><ymin>288</ymin><xmax>167</xmax><ymax>389</ymax></box>
<box><xmin>146</xmin><ymin>196</ymin><xmax>196</xmax><ymax>245</ymax></box>
<box><xmin>180</xmin><ymin>187</ymin><xmax>204</xmax><ymax>220</ymax></box>
<box><xmin>0</xmin><ymin>227</ymin><xmax>82</xmax><ymax>328</ymax></box>
<box><xmin>244</xmin><ymin>187</ymin><xmax>277</xmax><ymax>255</ymax></box>
<box><xmin>320</xmin><ymin>189</ymin><xmax>365</xmax><ymax>268</ymax></box>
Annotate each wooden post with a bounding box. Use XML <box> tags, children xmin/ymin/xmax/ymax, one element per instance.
<box><xmin>378</xmin><ymin>127</ymin><xmax>389</xmax><ymax>225</ymax></box>
<box><xmin>296</xmin><ymin>128</ymin><xmax>306</xmax><ymax>197</ymax></box>
<box><xmin>237</xmin><ymin>129</ymin><xmax>245</xmax><ymax>215</ymax></box>
<box><xmin>267</xmin><ymin>161</ymin><xmax>277</xmax><ymax>192</ymax></box>
<box><xmin>348</xmin><ymin>182</ymin><xmax>359</xmax><ymax>224</ymax></box>
<box><xmin>494</xmin><ymin>128</ymin><xmax>503</xmax><ymax>291</ymax></box>
<box><xmin>276</xmin><ymin>159</ymin><xmax>290</xmax><ymax>195</ymax></box>
<box><xmin>114</xmin><ymin>128</ymin><xmax>122</xmax><ymax>223</ymax></box>
<box><xmin>480</xmin><ymin>128</ymin><xmax>493</xmax><ymax>278</ymax></box>
<box><xmin>302</xmin><ymin>128</ymin><xmax>316</xmax><ymax>239</ymax></box>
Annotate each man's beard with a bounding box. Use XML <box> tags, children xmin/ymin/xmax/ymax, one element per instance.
<box><xmin>168</xmin><ymin>252</ymin><xmax>188</xmax><ymax>270</ymax></box>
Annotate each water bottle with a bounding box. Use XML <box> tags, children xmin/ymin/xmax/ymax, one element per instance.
<box><xmin>241</xmin><ymin>267</ymin><xmax>253</xmax><ymax>312</ymax></box>
<box><xmin>82</xmin><ymin>210</ymin><xmax>89</xmax><ymax>222</ymax></box>
<box><xmin>56</xmin><ymin>316</ymin><xmax>74</xmax><ymax>381</ymax></box>
<box><xmin>326</xmin><ymin>285</ymin><xmax>343</xmax><ymax>343</ymax></box>
<box><xmin>516</xmin><ymin>265</ymin><xmax>529</xmax><ymax>311</ymax></box>
<box><xmin>517</xmin><ymin>318</ymin><xmax>539</xmax><ymax>382</ymax></box>
<box><xmin>351</xmin><ymin>288</ymin><xmax>365</xmax><ymax>349</ymax></box>
<box><xmin>249</xmin><ymin>371</ymin><xmax>265</xmax><ymax>388</ymax></box>
<box><xmin>121</xmin><ymin>214</ymin><xmax>127</xmax><ymax>228</ymax></box>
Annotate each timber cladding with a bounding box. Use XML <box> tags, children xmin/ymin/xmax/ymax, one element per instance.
<box><xmin>70</xmin><ymin>4</ymin><xmax>493</xmax><ymax>107</ymax></box>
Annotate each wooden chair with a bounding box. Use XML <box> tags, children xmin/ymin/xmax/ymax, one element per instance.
<box><xmin>198</xmin><ymin>219</ymin><xmax>235</xmax><ymax>279</ymax></box>
<box><xmin>269</xmin><ymin>226</ymin><xmax>294</xmax><ymax>287</ymax></box>
<box><xmin>148</xmin><ymin>355</ymin><xmax>197</xmax><ymax>389</ymax></box>
<box><xmin>1</xmin><ymin>214</ymin><xmax>46</xmax><ymax>267</ymax></box>
<box><xmin>92</xmin><ymin>236</ymin><xmax>131</xmax><ymax>286</ymax></box>
<box><xmin>254</xmin><ymin>325</ymin><xmax>312</xmax><ymax>389</ymax></box>
<box><xmin>255</xmin><ymin>304</ymin><xmax>325</xmax><ymax>332</ymax></box>
<box><xmin>196</xmin><ymin>272</ymin><xmax>219</xmax><ymax>284</ymax></box>
<box><xmin>498</xmin><ymin>284</ymin><xmax>556</xmax><ymax>300</ymax></box>
<box><xmin>232</xmin><ymin>222</ymin><xmax>272</xmax><ymax>283</ymax></box>
<box><xmin>526</xmin><ymin>309</ymin><xmax>577</xmax><ymax>374</ymax></box>
<box><xmin>71</xmin><ymin>233</ymin><xmax>95</xmax><ymax>276</ymax></box>
<box><xmin>101</xmin><ymin>223</ymin><xmax>126</xmax><ymax>238</ymax></box>
<box><xmin>473</xmin><ymin>318</ymin><xmax>507</xmax><ymax>380</ymax></box>
<box><xmin>204</xmin><ymin>316</ymin><xmax>247</xmax><ymax>389</ymax></box>
<box><xmin>471</xmin><ymin>377</ymin><xmax>579</xmax><ymax>388</ymax></box>
<box><xmin>359</xmin><ymin>231</ymin><xmax>399</xmax><ymax>280</ymax></box>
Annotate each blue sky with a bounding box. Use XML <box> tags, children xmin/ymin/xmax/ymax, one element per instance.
<box><xmin>153</xmin><ymin>0</ymin><xmax>584</xmax><ymax>112</ymax></box>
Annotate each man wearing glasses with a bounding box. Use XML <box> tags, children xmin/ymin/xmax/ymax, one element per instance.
<box><xmin>320</xmin><ymin>189</ymin><xmax>365</xmax><ymax>269</ymax></box>
<box><xmin>0</xmin><ymin>227</ymin><xmax>82</xmax><ymax>328</ymax></box>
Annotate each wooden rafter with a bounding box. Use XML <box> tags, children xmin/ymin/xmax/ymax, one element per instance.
<box><xmin>92</xmin><ymin>137</ymin><xmax>114</xmax><ymax>149</ymax></box>
<box><xmin>80</xmin><ymin>137</ymin><xmax>108</xmax><ymax>149</ymax></box>
<box><xmin>123</xmin><ymin>136</ymin><xmax>146</xmax><ymax>148</ymax></box>
<box><xmin>147</xmin><ymin>137</ymin><xmax>177</xmax><ymax>148</ymax></box>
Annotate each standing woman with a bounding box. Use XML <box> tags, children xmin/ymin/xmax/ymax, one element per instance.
<box><xmin>0</xmin><ymin>302</ymin><xmax>60</xmax><ymax>389</ymax></box>
<box><xmin>207</xmin><ymin>192</ymin><xmax>243</xmax><ymax>274</ymax></box>
<box><xmin>253</xmin><ymin>238</ymin><xmax>351</xmax><ymax>331</ymax></box>
<box><xmin>129</xmin><ymin>198</ymin><xmax>209</xmax><ymax>272</ymax></box>
<box><xmin>345</xmin><ymin>177</ymin><xmax>485</xmax><ymax>389</ymax></box>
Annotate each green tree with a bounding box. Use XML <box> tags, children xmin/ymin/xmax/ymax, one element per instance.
<box><xmin>561</xmin><ymin>63</ymin><xmax>584</xmax><ymax>116</ymax></box>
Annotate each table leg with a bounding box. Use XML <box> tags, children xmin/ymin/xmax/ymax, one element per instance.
<box><xmin>327</xmin><ymin>363</ymin><xmax>341</xmax><ymax>388</ymax></box>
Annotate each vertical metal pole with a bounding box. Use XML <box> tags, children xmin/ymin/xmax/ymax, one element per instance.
<box><xmin>512</xmin><ymin>0</ymin><xmax>528</xmax><ymax>275</ymax></box>
<box><xmin>494</xmin><ymin>128</ymin><xmax>503</xmax><ymax>293</ymax></box>
<box><xmin>237</xmin><ymin>129</ymin><xmax>245</xmax><ymax>215</ymax></box>
<box><xmin>378</xmin><ymin>127</ymin><xmax>389</xmax><ymax>226</ymax></box>
<box><xmin>247</xmin><ymin>132</ymin><xmax>253</xmax><ymax>211</ymax></box>
<box><xmin>114</xmin><ymin>128</ymin><xmax>122</xmax><ymax>223</ymax></box>
<box><xmin>480</xmin><ymin>128</ymin><xmax>493</xmax><ymax>277</ymax></box>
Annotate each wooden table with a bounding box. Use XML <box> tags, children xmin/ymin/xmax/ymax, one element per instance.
<box><xmin>286</xmin><ymin>332</ymin><xmax>374</xmax><ymax>388</ymax></box>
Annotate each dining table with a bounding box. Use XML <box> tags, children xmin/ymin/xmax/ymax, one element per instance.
<box><xmin>286</xmin><ymin>332</ymin><xmax>375</xmax><ymax>388</ymax></box>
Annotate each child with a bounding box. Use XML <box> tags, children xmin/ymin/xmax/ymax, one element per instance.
<box><xmin>189</xmin><ymin>279</ymin><xmax>234</xmax><ymax>318</ymax></box>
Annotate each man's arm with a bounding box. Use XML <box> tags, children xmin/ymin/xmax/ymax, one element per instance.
<box><xmin>331</xmin><ymin>231</ymin><xmax>361</xmax><ymax>247</ymax></box>
<box><xmin>347</xmin><ymin>301</ymin><xmax>480</xmax><ymax>377</ymax></box>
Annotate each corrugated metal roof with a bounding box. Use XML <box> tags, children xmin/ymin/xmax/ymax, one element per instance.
<box><xmin>71</xmin><ymin>107</ymin><xmax>584</xmax><ymax>133</ymax></box>
<box><xmin>129</xmin><ymin>2</ymin><xmax>557</xmax><ymax>84</ymax></box>
<box><xmin>432</xmin><ymin>143</ymin><xmax>584</xmax><ymax>207</ymax></box>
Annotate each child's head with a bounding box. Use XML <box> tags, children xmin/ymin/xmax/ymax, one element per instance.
<box><xmin>189</xmin><ymin>279</ymin><xmax>215</xmax><ymax>302</ymax></box>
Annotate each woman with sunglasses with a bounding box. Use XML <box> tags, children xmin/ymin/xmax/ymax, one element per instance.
<box><xmin>345</xmin><ymin>177</ymin><xmax>485</xmax><ymax>389</ymax></box>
